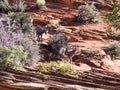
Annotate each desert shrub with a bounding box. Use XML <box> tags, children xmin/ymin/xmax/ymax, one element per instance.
<box><xmin>9</xmin><ymin>12</ymin><xmax>34</xmax><ymax>34</ymax></box>
<box><xmin>36</xmin><ymin>0</ymin><xmax>46</xmax><ymax>9</ymax></box>
<box><xmin>103</xmin><ymin>42</ymin><xmax>120</xmax><ymax>59</ymax></box>
<box><xmin>21</xmin><ymin>36</ymin><xmax>40</xmax><ymax>66</ymax></box>
<box><xmin>0</xmin><ymin>0</ymin><xmax>26</xmax><ymax>14</ymax></box>
<box><xmin>45</xmin><ymin>19</ymin><xmax>60</xmax><ymax>34</ymax></box>
<box><xmin>0</xmin><ymin>45</ymin><xmax>28</xmax><ymax>69</ymax></box>
<box><xmin>76</xmin><ymin>3</ymin><xmax>100</xmax><ymax>23</ymax></box>
<box><xmin>0</xmin><ymin>14</ymin><xmax>40</xmax><ymax>68</ymax></box>
<box><xmin>37</xmin><ymin>61</ymin><xmax>75</xmax><ymax>73</ymax></box>
<box><xmin>0</xmin><ymin>14</ymin><xmax>24</xmax><ymax>47</ymax></box>
<box><xmin>47</xmin><ymin>33</ymin><xmax>68</xmax><ymax>59</ymax></box>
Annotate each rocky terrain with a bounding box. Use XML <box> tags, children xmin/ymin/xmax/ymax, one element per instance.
<box><xmin>31</xmin><ymin>0</ymin><xmax>119</xmax><ymax>72</ymax></box>
<box><xmin>1</xmin><ymin>0</ymin><xmax>120</xmax><ymax>90</ymax></box>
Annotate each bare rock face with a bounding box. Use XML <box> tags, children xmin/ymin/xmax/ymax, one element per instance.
<box><xmin>79</xmin><ymin>63</ymin><xmax>92</xmax><ymax>71</ymax></box>
<box><xmin>100</xmin><ymin>55</ymin><xmax>115</xmax><ymax>72</ymax></box>
<box><xmin>74</xmin><ymin>48</ymin><xmax>117</xmax><ymax>72</ymax></box>
<box><xmin>113</xmin><ymin>60</ymin><xmax>120</xmax><ymax>73</ymax></box>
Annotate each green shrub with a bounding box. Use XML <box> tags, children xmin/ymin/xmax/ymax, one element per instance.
<box><xmin>0</xmin><ymin>45</ymin><xmax>28</xmax><ymax>69</ymax></box>
<box><xmin>37</xmin><ymin>61</ymin><xmax>75</xmax><ymax>73</ymax></box>
<box><xmin>36</xmin><ymin>0</ymin><xmax>46</xmax><ymax>9</ymax></box>
<box><xmin>9</xmin><ymin>12</ymin><xmax>34</xmax><ymax>34</ymax></box>
<box><xmin>0</xmin><ymin>0</ymin><xmax>26</xmax><ymax>14</ymax></box>
<box><xmin>45</xmin><ymin>19</ymin><xmax>60</xmax><ymax>33</ymax></box>
<box><xmin>76</xmin><ymin>3</ymin><xmax>100</xmax><ymax>23</ymax></box>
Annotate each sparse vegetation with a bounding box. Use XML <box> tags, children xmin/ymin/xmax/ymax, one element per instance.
<box><xmin>76</xmin><ymin>3</ymin><xmax>100</xmax><ymax>23</ymax></box>
<box><xmin>37</xmin><ymin>61</ymin><xmax>75</xmax><ymax>73</ymax></box>
<box><xmin>36</xmin><ymin>0</ymin><xmax>46</xmax><ymax>9</ymax></box>
<box><xmin>0</xmin><ymin>0</ymin><xmax>26</xmax><ymax>14</ymax></box>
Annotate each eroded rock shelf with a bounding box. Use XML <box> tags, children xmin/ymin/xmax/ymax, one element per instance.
<box><xmin>0</xmin><ymin>68</ymin><xmax>120</xmax><ymax>90</ymax></box>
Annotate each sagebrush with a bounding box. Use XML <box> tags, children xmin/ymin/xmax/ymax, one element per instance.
<box><xmin>0</xmin><ymin>14</ymin><xmax>40</xmax><ymax>69</ymax></box>
<box><xmin>76</xmin><ymin>3</ymin><xmax>100</xmax><ymax>23</ymax></box>
<box><xmin>9</xmin><ymin>12</ymin><xmax>34</xmax><ymax>34</ymax></box>
<box><xmin>21</xmin><ymin>36</ymin><xmax>40</xmax><ymax>66</ymax></box>
<box><xmin>0</xmin><ymin>0</ymin><xmax>26</xmax><ymax>13</ymax></box>
<box><xmin>0</xmin><ymin>14</ymin><xmax>24</xmax><ymax>47</ymax></box>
